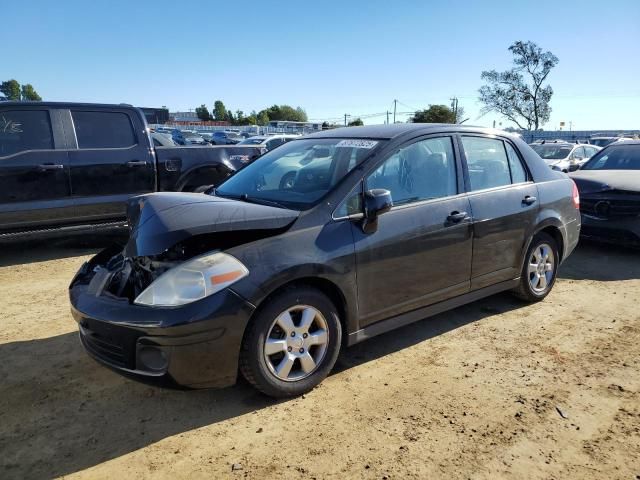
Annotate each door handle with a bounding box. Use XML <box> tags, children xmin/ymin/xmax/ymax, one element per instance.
<box><xmin>522</xmin><ymin>195</ymin><xmax>537</xmax><ymax>206</ymax></box>
<box><xmin>38</xmin><ymin>164</ymin><xmax>64</xmax><ymax>171</ymax></box>
<box><xmin>447</xmin><ymin>211</ymin><xmax>468</xmax><ymax>223</ymax></box>
<box><xmin>127</xmin><ymin>160</ymin><xmax>147</xmax><ymax>167</ymax></box>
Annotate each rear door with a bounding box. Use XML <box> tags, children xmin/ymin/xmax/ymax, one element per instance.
<box><xmin>459</xmin><ymin>135</ymin><xmax>538</xmax><ymax>289</ymax></box>
<box><xmin>351</xmin><ymin>135</ymin><xmax>473</xmax><ymax>326</ymax></box>
<box><xmin>0</xmin><ymin>107</ymin><xmax>74</xmax><ymax>231</ymax></box>
<box><xmin>67</xmin><ymin>108</ymin><xmax>155</xmax><ymax>220</ymax></box>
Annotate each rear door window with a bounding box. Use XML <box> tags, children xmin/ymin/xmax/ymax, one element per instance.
<box><xmin>504</xmin><ymin>142</ymin><xmax>528</xmax><ymax>184</ymax></box>
<box><xmin>0</xmin><ymin>110</ymin><xmax>53</xmax><ymax>157</ymax></box>
<box><xmin>462</xmin><ymin>136</ymin><xmax>525</xmax><ymax>191</ymax></box>
<box><xmin>71</xmin><ymin>111</ymin><xmax>136</xmax><ymax>149</ymax></box>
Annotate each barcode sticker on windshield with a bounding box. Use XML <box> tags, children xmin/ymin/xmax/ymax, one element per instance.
<box><xmin>335</xmin><ymin>140</ymin><xmax>378</xmax><ymax>149</ymax></box>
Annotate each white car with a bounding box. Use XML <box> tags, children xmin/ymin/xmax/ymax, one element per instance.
<box><xmin>530</xmin><ymin>142</ymin><xmax>601</xmax><ymax>172</ymax></box>
<box><xmin>238</xmin><ymin>134</ymin><xmax>299</xmax><ymax>152</ymax></box>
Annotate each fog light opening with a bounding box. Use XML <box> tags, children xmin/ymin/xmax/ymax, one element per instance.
<box><xmin>138</xmin><ymin>346</ymin><xmax>169</xmax><ymax>372</ymax></box>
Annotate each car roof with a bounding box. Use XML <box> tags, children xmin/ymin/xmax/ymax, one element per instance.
<box><xmin>606</xmin><ymin>140</ymin><xmax>640</xmax><ymax>146</ymax></box>
<box><xmin>0</xmin><ymin>101</ymin><xmax>138</xmax><ymax>109</ymax></box>
<box><xmin>305</xmin><ymin>123</ymin><xmax>518</xmax><ymax>140</ymax></box>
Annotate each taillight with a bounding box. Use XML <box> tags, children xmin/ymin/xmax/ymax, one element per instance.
<box><xmin>571</xmin><ymin>180</ymin><xmax>580</xmax><ymax>209</ymax></box>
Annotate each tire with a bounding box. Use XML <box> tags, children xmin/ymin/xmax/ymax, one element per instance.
<box><xmin>279</xmin><ymin>171</ymin><xmax>296</xmax><ymax>190</ymax></box>
<box><xmin>512</xmin><ymin>232</ymin><xmax>559</xmax><ymax>302</ymax></box>
<box><xmin>239</xmin><ymin>286</ymin><xmax>342</xmax><ymax>398</ymax></box>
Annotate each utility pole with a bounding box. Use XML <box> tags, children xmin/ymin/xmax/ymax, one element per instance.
<box><xmin>393</xmin><ymin>100</ymin><xmax>397</xmax><ymax>124</ymax></box>
<box><xmin>386</xmin><ymin>111</ymin><xmax>390</xmax><ymax>124</ymax></box>
<box><xmin>344</xmin><ymin>113</ymin><xmax>348</xmax><ymax>126</ymax></box>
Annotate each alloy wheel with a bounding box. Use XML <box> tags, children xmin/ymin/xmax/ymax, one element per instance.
<box><xmin>263</xmin><ymin>305</ymin><xmax>329</xmax><ymax>382</ymax></box>
<box><xmin>527</xmin><ymin>243</ymin><xmax>555</xmax><ymax>293</ymax></box>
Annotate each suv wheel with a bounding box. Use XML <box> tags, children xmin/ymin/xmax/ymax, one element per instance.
<box><xmin>240</xmin><ymin>286</ymin><xmax>342</xmax><ymax>398</ymax></box>
<box><xmin>512</xmin><ymin>232</ymin><xmax>559</xmax><ymax>302</ymax></box>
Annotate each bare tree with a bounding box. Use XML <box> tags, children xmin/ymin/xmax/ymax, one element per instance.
<box><xmin>479</xmin><ymin>41</ymin><xmax>558</xmax><ymax>130</ymax></box>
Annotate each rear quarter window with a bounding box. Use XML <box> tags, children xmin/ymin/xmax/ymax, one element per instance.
<box><xmin>0</xmin><ymin>110</ymin><xmax>53</xmax><ymax>157</ymax></box>
<box><xmin>71</xmin><ymin>111</ymin><xmax>136</xmax><ymax>149</ymax></box>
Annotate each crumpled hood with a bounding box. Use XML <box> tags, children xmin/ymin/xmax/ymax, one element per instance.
<box><xmin>124</xmin><ymin>192</ymin><xmax>299</xmax><ymax>257</ymax></box>
<box><xmin>570</xmin><ymin>170</ymin><xmax>640</xmax><ymax>195</ymax></box>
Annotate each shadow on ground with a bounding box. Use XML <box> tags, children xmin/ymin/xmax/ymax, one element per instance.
<box><xmin>559</xmin><ymin>240</ymin><xmax>640</xmax><ymax>281</ymax></box>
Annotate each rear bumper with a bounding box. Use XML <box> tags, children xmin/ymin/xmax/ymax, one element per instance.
<box><xmin>580</xmin><ymin>213</ymin><xmax>640</xmax><ymax>246</ymax></box>
<box><xmin>69</xmin><ymin>251</ymin><xmax>255</xmax><ymax>388</ymax></box>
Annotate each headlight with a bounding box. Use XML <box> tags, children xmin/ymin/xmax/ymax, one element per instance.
<box><xmin>134</xmin><ymin>252</ymin><xmax>248</xmax><ymax>307</ymax></box>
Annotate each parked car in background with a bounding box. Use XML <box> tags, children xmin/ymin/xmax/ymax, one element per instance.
<box><xmin>197</xmin><ymin>131</ymin><xmax>215</xmax><ymax>143</ymax></box>
<box><xmin>70</xmin><ymin>124</ymin><xmax>580</xmax><ymax>398</ymax></box>
<box><xmin>530</xmin><ymin>141</ymin><xmax>600</xmax><ymax>172</ymax></box>
<box><xmin>0</xmin><ymin>102</ymin><xmax>266</xmax><ymax>239</ymax></box>
<box><xmin>570</xmin><ymin>141</ymin><xmax>640</xmax><ymax>246</ymax></box>
<box><xmin>150</xmin><ymin>131</ymin><xmax>177</xmax><ymax>146</ymax></box>
<box><xmin>238</xmin><ymin>134</ymin><xmax>299</xmax><ymax>151</ymax></box>
<box><xmin>183</xmin><ymin>133</ymin><xmax>209</xmax><ymax>145</ymax></box>
<box><xmin>172</xmin><ymin>129</ymin><xmax>205</xmax><ymax>145</ymax></box>
<box><xmin>211</xmin><ymin>131</ymin><xmax>243</xmax><ymax>145</ymax></box>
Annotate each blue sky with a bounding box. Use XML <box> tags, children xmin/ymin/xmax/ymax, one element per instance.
<box><xmin>3</xmin><ymin>0</ymin><xmax>639</xmax><ymax>129</ymax></box>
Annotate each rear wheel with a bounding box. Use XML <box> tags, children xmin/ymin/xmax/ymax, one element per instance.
<box><xmin>240</xmin><ymin>286</ymin><xmax>342</xmax><ymax>398</ymax></box>
<box><xmin>512</xmin><ymin>232</ymin><xmax>559</xmax><ymax>302</ymax></box>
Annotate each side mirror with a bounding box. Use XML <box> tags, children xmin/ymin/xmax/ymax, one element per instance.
<box><xmin>362</xmin><ymin>189</ymin><xmax>393</xmax><ymax>234</ymax></box>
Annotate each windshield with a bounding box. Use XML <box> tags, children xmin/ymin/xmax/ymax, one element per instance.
<box><xmin>215</xmin><ymin>138</ymin><xmax>382</xmax><ymax>210</ymax></box>
<box><xmin>238</xmin><ymin>138</ymin><xmax>264</xmax><ymax>145</ymax></box>
<box><xmin>581</xmin><ymin>145</ymin><xmax>640</xmax><ymax>170</ymax></box>
<box><xmin>530</xmin><ymin>144</ymin><xmax>573</xmax><ymax>160</ymax></box>
<box><xmin>589</xmin><ymin>138</ymin><xmax>615</xmax><ymax>147</ymax></box>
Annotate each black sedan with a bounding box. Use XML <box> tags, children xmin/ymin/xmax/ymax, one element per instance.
<box><xmin>70</xmin><ymin>124</ymin><xmax>581</xmax><ymax>397</ymax></box>
<box><xmin>570</xmin><ymin>141</ymin><xmax>640</xmax><ymax>246</ymax></box>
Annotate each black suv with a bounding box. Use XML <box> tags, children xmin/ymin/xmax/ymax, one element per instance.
<box><xmin>70</xmin><ymin>124</ymin><xmax>581</xmax><ymax>397</ymax></box>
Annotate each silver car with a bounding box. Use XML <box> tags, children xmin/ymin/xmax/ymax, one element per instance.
<box><xmin>530</xmin><ymin>142</ymin><xmax>601</xmax><ymax>172</ymax></box>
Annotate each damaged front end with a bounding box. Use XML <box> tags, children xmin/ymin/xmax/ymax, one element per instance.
<box><xmin>68</xmin><ymin>190</ymin><xmax>300</xmax><ymax>387</ymax></box>
<box><xmin>73</xmin><ymin>191</ymin><xmax>300</xmax><ymax>304</ymax></box>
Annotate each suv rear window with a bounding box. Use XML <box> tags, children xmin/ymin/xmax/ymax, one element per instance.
<box><xmin>72</xmin><ymin>111</ymin><xmax>136</xmax><ymax>149</ymax></box>
<box><xmin>0</xmin><ymin>110</ymin><xmax>53</xmax><ymax>157</ymax></box>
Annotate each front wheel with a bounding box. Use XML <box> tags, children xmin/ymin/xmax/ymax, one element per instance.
<box><xmin>239</xmin><ymin>286</ymin><xmax>342</xmax><ymax>398</ymax></box>
<box><xmin>512</xmin><ymin>232</ymin><xmax>559</xmax><ymax>302</ymax></box>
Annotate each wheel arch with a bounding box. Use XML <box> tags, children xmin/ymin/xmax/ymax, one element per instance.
<box><xmin>243</xmin><ymin>276</ymin><xmax>351</xmax><ymax>347</ymax></box>
<box><xmin>523</xmin><ymin>217</ymin><xmax>566</xmax><ymax>265</ymax></box>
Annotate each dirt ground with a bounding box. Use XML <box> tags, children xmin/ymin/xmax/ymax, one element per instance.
<box><xmin>0</xmin><ymin>237</ymin><xmax>638</xmax><ymax>480</ymax></box>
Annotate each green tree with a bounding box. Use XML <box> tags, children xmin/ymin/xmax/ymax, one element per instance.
<box><xmin>295</xmin><ymin>106</ymin><xmax>308</xmax><ymax>122</ymax></box>
<box><xmin>479</xmin><ymin>40</ymin><xmax>558</xmax><ymax>130</ymax></box>
<box><xmin>246</xmin><ymin>112</ymin><xmax>258</xmax><ymax>125</ymax></box>
<box><xmin>235</xmin><ymin>110</ymin><xmax>249</xmax><ymax>125</ymax></box>
<box><xmin>195</xmin><ymin>104</ymin><xmax>211</xmax><ymax>121</ymax></box>
<box><xmin>225</xmin><ymin>110</ymin><xmax>235</xmax><ymax>124</ymax></box>
<box><xmin>348</xmin><ymin>118</ymin><xmax>364</xmax><ymax>126</ymax></box>
<box><xmin>213</xmin><ymin>100</ymin><xmax>227</xmax><ymax>121</ymax></box>
<box><xmin>1</xmin><ymin>79</ymin><xmax>21</xmax><ymax>100</ymax></box>
<box><xmin>259</xmin><ymin>105</ymin><xmax>307</xmax><ymax>122</ymax></box>
<box><xmin>20</xmin><ymin>84</ymin><xmax>42</xmax><ymax>101</ymax></box>
<box><xmin>256</xmin><ymin>111</ymin><xmax>270</xmax><ymax>126</ymax></box>
<box><xmin>410</xmin><ymin>105</ymin><xmax>456</xmax><ymax>123</ymax></box>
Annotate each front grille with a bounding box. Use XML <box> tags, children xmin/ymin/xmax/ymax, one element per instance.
<box><xmin>581</xmin><ymin>190</ymin><xmax>640</xmax><ymax>218</ymax></box>
<box><xmin>80</xmin><ymin>325</ymin><xmax>128</xmax><ymax>369</ymax></box>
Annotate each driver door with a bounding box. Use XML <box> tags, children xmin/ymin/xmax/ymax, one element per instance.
<box><xmin>350</xmin><ymin>135</ymin><xmax>473</xmax><ymax>327</ymax></box>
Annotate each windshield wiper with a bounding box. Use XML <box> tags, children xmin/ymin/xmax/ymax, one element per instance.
<box><xmin>215</xmin><ymin>191</ymin><xmax>288</xmax><ymax>209</ymax></box>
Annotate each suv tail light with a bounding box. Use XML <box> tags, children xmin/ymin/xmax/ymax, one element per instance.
<box><xmin>571</xmin><ymin>180</ymin><xmax>580</xmax><ymax>209</ymax></box>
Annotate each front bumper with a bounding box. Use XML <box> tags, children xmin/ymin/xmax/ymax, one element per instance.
<box><xmin>580</xmin><ymin>213</ymin><xmax>640</xmax><ymax>247</ymax></box>
<box><xmin>69</xmin><ymin>249</ymin><xmax>255</xmax><ymax>388</ymax></box>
